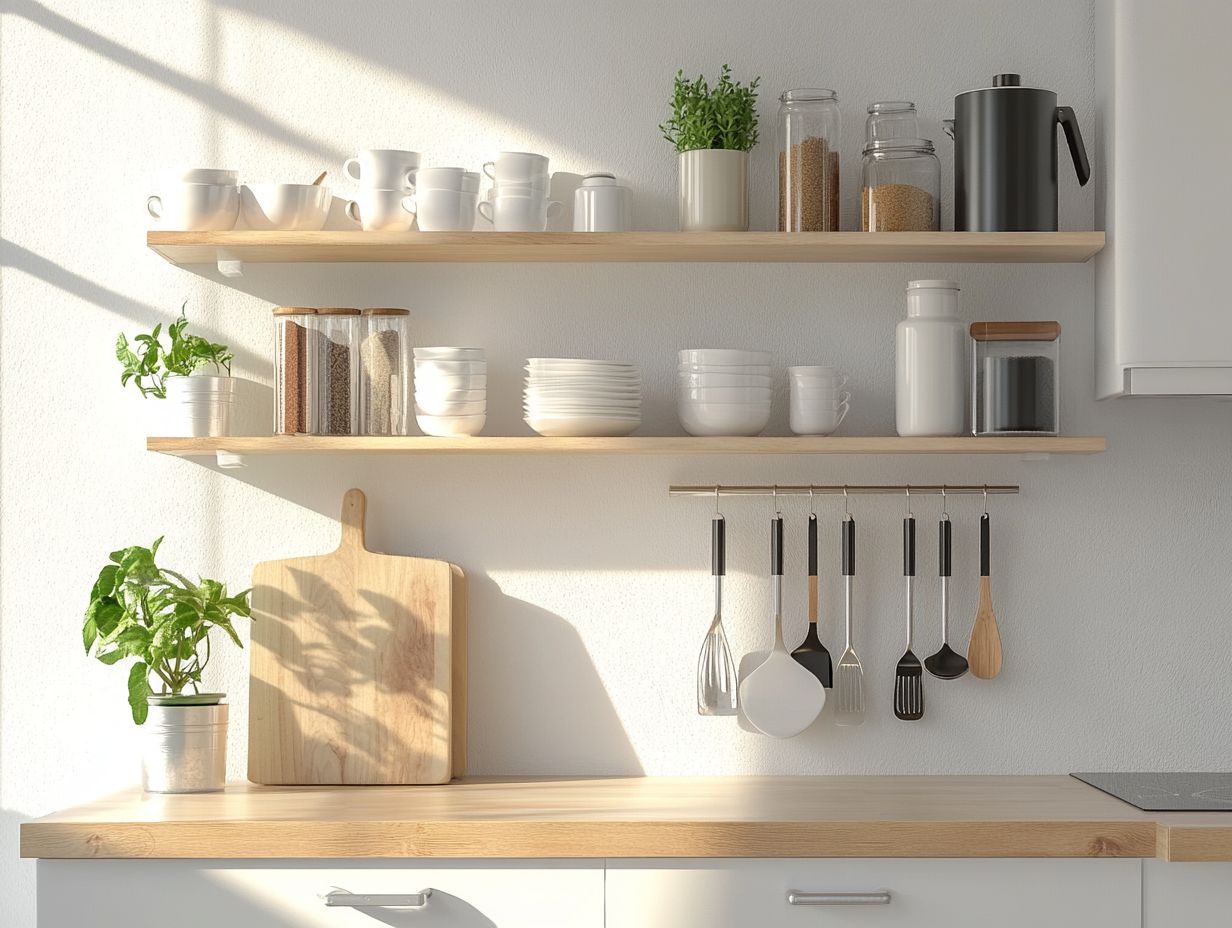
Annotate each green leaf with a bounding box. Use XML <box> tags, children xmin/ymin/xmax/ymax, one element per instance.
<box><xmin>83</xmin><ymin>615</ymin><xmax>98</xmax><ymax>652</ymax></box>
<box><xmin>127</xmin><ymin>663</ymin><xmax>152</xmax><ymax>724</ymax></box>
<box><xmin>115</xmin><ymin>624</ymin><xmax>152</xmax><ymax>657</ymax></box>
<box><xmin>95</xmin><ymin>648</ymin><xmax>128</xmax><ymax>665</ymax></box>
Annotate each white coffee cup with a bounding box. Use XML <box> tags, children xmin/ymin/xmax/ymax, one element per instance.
<box><xmin>416</xmin><ymin>167</ymin><xmax>480</xmax><ymax>194</ymax></box>
<box><xmin>482</xmin><ymin>151</ymin><xmax>549</xmax><ymax>183</ymax></box>
<box><xmin>147</xmin><ymin>182</ymin><xmax>239</xmax><ymax>231</ymax></box>
<box><xmin>412</xmin><ymin>188</ymin><xmax>479</xmax><ymax>232</ymax></box>
<box><xmin>343</xmin><ymin>149</ymin><xmax>421</xmax><ymax>189</ymax></box>
<box><xmin>345</xmin><ymin>189</ymin><xmax>417</xmax><ymax>232</ymax></box>
<box><xmin>161</xmin><ymin>167</ymin><xmax>239</xmax><ymax>185</ymax></box>
<box><xmin>477</xmin><ymin>194</ymin><xmax>563</xmax><ymax>232</ymax></box>
<box><xmin>789</xmin><ymin>391</ymin><xmax>851</xmax><ymax>436</ymax></box>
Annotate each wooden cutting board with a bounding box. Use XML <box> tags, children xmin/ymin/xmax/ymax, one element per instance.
<box><xmin>248</xmin><ymin>489</ymin><xmax>460</xmax><ymax>785</ymax></box>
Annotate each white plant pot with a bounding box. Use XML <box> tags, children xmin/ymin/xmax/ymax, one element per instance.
<box><xmin>142</xmin><ymin>700</ymin><xmax>228</xmax><ymax>793</ymax></box>
<box><xmin>678</xmin><ymin>149</ymin><xmax>749</xmax><ymax>231</ymax></box>
<box><xmin>153</xmin><ymin>374</ymin><xmax>237</xmax><ymax>437</ymax></box>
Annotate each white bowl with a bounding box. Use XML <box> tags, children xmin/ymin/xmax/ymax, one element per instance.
<box><xmin>678</xmin><ymin>349</ymin><xmax>771</xmax><ymax>366</ymax></box>
<box><xmin>525</xmin><ymin>414</ymin><xmax>640</xmax><ymax>437</ymax></box>
<box><xmin>415</xmin><ymin>373</ymin><xmax>487</xmax><ymax>387</ymax></box>
<box><xmin>241</xmin><ymin>183</ymin><xmax>330</xmax><ymax>231</ymax></box>
<box><xmin>677</xmin><ymin>372</ymin><xmax>772</xmax><ymax>387</ymax></box>
<box><xmin>414</xmin><ymin>359</ymin><xmax>487</xmax><ymax>374</ymax></box>
<box><xmin>415</xmin><ymin>387</ymin><xmax>485</xmax><ymax>401</ymax></box>
<box><xmin>416</xmin><ymin>412</ymin><xmax>485</xmax><ymax>437</ymax></box>
<box><xmin>679</xmin><ymin>385</ymin><xmax>772</xmax><ymax>403</ymax></box>
<box><xmin>416</xmin><ymin>400</ymin><xmax>486</xmax><ymax>416</ymax></box>
<box><xmin>677</xmin><ymin>401</ymin><xmax>771</xmax><ymax>437</ymax></box>
<box><xmin>677</xmin><ymin>363</ymin><xmax>772</xmax><ymax>375</ymax></box>
<box><xmin>413</xmin><ymin>347</ymin><xmax>486</xmax><ymax>360</ymax></box>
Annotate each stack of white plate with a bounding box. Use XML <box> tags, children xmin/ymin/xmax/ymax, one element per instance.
<box><xmin>414</xmin><ymin>347</ymin><xmax>486</xmax><ymax>436</ymax></box>
<box><xmin>677</xmin><ymin>349</ymin><xmax>772</xmax><ymax>436</ymax></box>
<box><xmin>524</xmin><ymin>358</ymin><xmax>642</xmax><ymax>437</ymax></box>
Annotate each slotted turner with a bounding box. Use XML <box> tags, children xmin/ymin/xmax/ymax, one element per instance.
<box><xmin>834</xmin><ymin>514</ymin><xmax>864</xmax><ymax>726</ymax></box>
<box><xmin>894</xmin><ymin>515</ymin><xmax>924</xmax><ymax>720</ymax></box>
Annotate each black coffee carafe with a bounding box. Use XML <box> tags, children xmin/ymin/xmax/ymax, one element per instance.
<box><xmin>945</xmin><ymin>73</ymin><xmax>1090</xmax><ymax>231</ymax></box>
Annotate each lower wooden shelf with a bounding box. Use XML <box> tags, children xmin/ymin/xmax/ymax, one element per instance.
<box><xmin>147</xmin><ymin>435</ymin><xmax>1107</xmax><ymax>456</ymax></box>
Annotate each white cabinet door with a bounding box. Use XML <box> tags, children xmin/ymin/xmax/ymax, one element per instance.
<box><xmin>607</xmin><ymin>858</ymin><xmax>1140</xmax><ymax>928</ymax></box>
<box><xmin>1144</xmin><ymin>859</ymin><xmax>1232</xmax><ymax>927</ymax></box>
<box><xmin>37</xmin><ymin>859</ymin><xmax>603</xmax><ymax>928</ymax></box>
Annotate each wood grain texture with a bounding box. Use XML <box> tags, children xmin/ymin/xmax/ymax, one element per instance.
<box><xmin>147</xmin><ymin>435</ymin><xmax>1108</xmax><ymax>456</ymax></box>
<box><xmin>146</xmin><ymin>231</ymin><xmax>1106</xmax><ymax>265</ymax></box>
<box><xmin>248</xmin><ymin>489</ymin><xmax>456</xmax><ymax>785</ymax></box>
<box><xmin>450</xmin><ymin>564</ymin><xmax>467</xmax><ymax>779</ymax></box>
<box><xmin>20</xmin><ymin>776</ymin><xmax>1180</xmax><ymax>860</ymax></box>
<box><xmin>968</xmin><ymin>577</ymin><xmax>1004</xmax><ymax>679</ymax></box>
<box><xmin>970</xmin><ymin>321</ymin><xmax>1062</xmax><ymax>341</ymax></box>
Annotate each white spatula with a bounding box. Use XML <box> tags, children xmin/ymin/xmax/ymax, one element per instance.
<box><xmin>739</xmin><ymin>516</ymin><xmax>825</xmax><ymax>738</ymax></box>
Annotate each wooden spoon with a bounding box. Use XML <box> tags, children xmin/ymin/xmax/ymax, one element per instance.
<box><xmin>968</xmin><ymin>512</ymin><xmax>1003</xmax><ymax>678</ymax></box>
<box><xmin>311</xmin><ymin>171</ymin><xmax>328</xmax><ymax>186</ymax></box>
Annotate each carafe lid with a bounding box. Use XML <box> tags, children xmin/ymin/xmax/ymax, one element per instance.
<box><xmin>958</xmin><ymin>72</ymin><xmax>1052</xmax><ymax>96</ymax></box>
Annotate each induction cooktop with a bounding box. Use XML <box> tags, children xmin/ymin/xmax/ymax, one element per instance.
<box><xmin>1071</xmin><ymin>772</ymin><xmax>1232</xmax><ymax>811</ymax></box>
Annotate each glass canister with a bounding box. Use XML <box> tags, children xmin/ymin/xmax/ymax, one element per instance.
<box><xmin>865</xmin><ymin>101</ymin><xmax>919</xmax><ymax>143</ymax></box>
<box><xmin>273</xmin><ymin>307</ymin><xmax>316</xmax><ymax>435</ymax></box>
<box><xmin>778</xmin><ymin>89</ymin><xmax>841</xmax><ymax>231</ymax></box>
<box><xmin>971</xmin><ymin>321</ymin><xmax>1061</xmax><ymax>435</ymax></box>
<box><xmin>861</xmin><ymin>139</ymin><xmax>941</xmax><ymax>231</ymax></box>
<box><xmin>359</xmin><ymin>308</ymin><xmax>411</xmax><ymax>435</ymax></box>
<box><xmin>313</xmin><ymin>308</ymin><xmax>360</xmax><ymax>436</ymax></box>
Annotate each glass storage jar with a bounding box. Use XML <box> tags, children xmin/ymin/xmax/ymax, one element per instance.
<box><xmin>865</xmin><ymin>101</ymin><xmax>920</xmax><ymax>143</ymax></box>
<box><xmin>778</xmin><ymin>89</ymin><xmax>841</xmax><ymax>231</ymax></box>
<box><xmin>971</xmin><ymin>321</ymin><xmax>1061</xmax><ymax>435</ymax></box>
<box><xmin>861</xmin><ymin>139</ymin><xmax>941</xmax><ymax>231</ymax></box>
<box><xmin>313</xmin><ymin>308</ymin><xmax>360</xmax><ymax>436</ymax></box>
<box><xmin>359</xmin><ymin>308</ymin><xmax>411</xmax><ymax>436</ymax></box>
<box><xmin>273</xmin><ymin>307</ymin><xmax>316</xmax><ymax>435</ymax></box>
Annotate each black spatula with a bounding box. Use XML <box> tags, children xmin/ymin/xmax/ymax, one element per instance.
<box><xmin>792</xmin><ymin>513</ymin><xmax>833</xmax><ymax>687</ymax></box>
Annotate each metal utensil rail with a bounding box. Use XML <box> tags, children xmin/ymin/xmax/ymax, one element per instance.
<box><xmin>668</xmin><ymin>484</ymin><xmax>1018</xmax><ymax>498</ymax></box>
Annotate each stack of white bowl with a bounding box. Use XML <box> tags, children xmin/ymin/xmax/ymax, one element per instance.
<box><xmin>788</xmin><ymin>365</ymin><xmax>850</xmax><ymax>436</ymax></box>
<box><xmin>414</xmin><ymin>348</ymin><xmax>486</xmax><ymax>436</ymax></box>
<box><xmin>524</xmin><ymin>358</ymin><xmax>641</xmax><ymax>437</ymax></box>
<box><xmin>677</xmin><ymin>349</ymin><xmax>772</xmax><ymax>436</ymax></box>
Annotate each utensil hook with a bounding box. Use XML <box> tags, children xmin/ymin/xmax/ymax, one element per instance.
<box><xmin>982</xmin><ymin>484</ymin><xmax>989</xmax><ymax>517</ymax></box>
<box><xmin>843</xmin><ymin>485</ymin><xmax>851</xmax><ymax>519</ymax></box>
<box><xmin>714</xmin><ymin>486</ymin><xmax>722</xmax><ymax>518</ymax></box>
<box><xmin>941</xmin><ymin>485</ymin><xmax>949</xmax><ymax>521</ymax></box>
<box><xmin>772</xmin><ymin>484</ymin><xmax>781</xmax><ymax>515</ymax></box>
<box><xmin>809</xmin><ymin>486</ymin><xmax>816</xmax><ymax>516</ymax></box>
<box><xmin>905</xmin><ymin>485</ymin><xmax>912</xmax><ymax>517</ymax></box>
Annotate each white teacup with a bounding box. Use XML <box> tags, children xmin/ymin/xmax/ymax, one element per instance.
<box><xmin>416</xmin><ymin>167</ymin><xmax>481</xmax><ymax>194</ymax></box>
<box><xmin>343</xmin><ymin>149</ymin><xmax>420</xmax><ymax>189</ymax></box>
<box><xmin>147</xmin><ymin>182</ymin><xmax>239</xmax><ymax>231</ymax></box>
<box><xmin>161</xmin><ymin>167</ymin><xmax>239</xmax><ymax>185</ymax></box>
<box><xmin>482</xmin><ymin>151</ymin><xmax>549</xmax><ymax>183</ymax></box>
<box><xmin>477</xmin><ymin>194</ymin><xmax>563</xmax><ymax>232</ymax></box>
<box><xmin>789</xmin><ymin>392</ymin><xmax>851</xmax><ymax>436</ymax></box>
<box><xmin>412</xmin><ymin>188</ymin><xmax>479</xmax><ymax>232</ymax></box>
<box><xmin>345</xmin><ymin>188</ymin><xmax>417</xmax><ymax>232</ymax></box>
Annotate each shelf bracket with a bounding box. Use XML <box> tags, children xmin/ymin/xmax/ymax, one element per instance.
<box><xmin>217</xmin><ymin>258</ymin><xmax>244</xmax><ymax>278</ymax></box>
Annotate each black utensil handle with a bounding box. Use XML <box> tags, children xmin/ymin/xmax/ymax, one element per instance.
<box><xmin>842</xmin><ymin>516</ymin><xmax>855</xmax><ymax>577</ymax></box>
<box><xmin>771</xmin><ymin>516</ymin><xmax>784</xmax><ymax>576</ymax></box>
<box><xmin>980</xmin><ymin>512</ymin><xmax>990</xmax><ymax>577</ymax></box>
<box><xmin>712</xmin><ymin>516</ymin><xmax>725</xmax><ymax>577</ymax></box>
<box><xmin>808</xmin><ymin>514</ymin><xmax>818</xmax><ymax>577</ymax></box>
<box><xmin>904</xmin><ymin>516</ymin><xmax>916</xmax><ymax>577</ymax></box>
<box><xmin>939</xmin><ymin>518</ymin><xmax>952</xmax><ymax>577</ymax></box>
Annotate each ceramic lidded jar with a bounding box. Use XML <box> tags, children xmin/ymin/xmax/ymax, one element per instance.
<box><xmin>895</xmin><ymin>280</ymin><xmax>967</xmax><ymax>436</ymax></box>
<box><xmin>573</xmin><ymin>173</ymin><xmax>631</xmax><ymax>232</ymax></box>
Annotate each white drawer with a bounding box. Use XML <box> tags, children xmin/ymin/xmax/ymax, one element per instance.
<box><xmin>37</xmin><ymin>859</ymin><xmax>603</xmax><ymax>928</ymax></box>
<box><xmin>607</xmin><ymin>858</ymin><xmax>1140</xmax><ymax>928</ymax></box>
<box><xmin>1144</xmin><ymin>859</ymin><xmax>1232</xmax><ymax>927</ymax></box>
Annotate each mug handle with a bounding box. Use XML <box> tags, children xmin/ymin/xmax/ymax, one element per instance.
<box><xmin>477</xmin><ymin>200</ymin><xmax>494</xmax><ymax>224</ymax></box>
<box><xmin>481</xmin><ymin>161</ymin><xmax>497</xmax><ymax>181</ymax></box>
<box><xmin>344</xmin><ymin>200</ymin><xmax>361</xmax><ymax>223</ymax></box>
<box><xmin>838</xmin><ymin>391</ymin><xmax>852</xmax><ymax>404</ymax></box>
<box><xmin>146</xmin><ymin>195</ymin><xmax>163</xmax><ymax>220</ymax></box>
<box><xmin>343</xmin><ymin>157</ymin><xmax>362</xmax><ymax>181</ymax></box>
<box><xmin>401</xmin><ymin>195</ymin><xmax>417</xmax><ymax>220</ymax></box>
<box><xmin>545</xmin><ymin>200</ymin><xmax>564</xmax><ymax>219</ymax></box>
<box><xmin>404</xmin><ymin>169</ymin><xmax>418</xmax><ymax>189</ymax></box>
<box><xmin>835</xmin><ymin>401</ymin><xmax>850</xmax><ymax>427</ymax></box>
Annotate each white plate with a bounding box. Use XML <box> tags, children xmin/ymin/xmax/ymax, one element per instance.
<box><xmin>526</xmin><ymin>406</ymin><xmax>641</xmax><ymax>417</ymax></box>
<box><xmin>525</xmin><ymin>415</ymin><xmax>641</xmax><ymax>437</ymax></box>
<box><xmin>527</xmin><ymin>358</ymin><xmax>636</xmax><ymax>367</ymax></box>
<box><xmin>525</xmin><ymin>387</ymin><xmax>642</xmax><ymax>398</ymax></box>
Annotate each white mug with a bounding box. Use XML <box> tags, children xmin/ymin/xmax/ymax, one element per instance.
<box><xmin>147</xmin><ymin>182</ymin><xmax>239</xmax><ymax>231</ymax></box>
<box><xmin>345</xmin><ymin>189</ymin><xmax>417</xmax><ymax>232</ymax></box>
<box><xmin>482</xmin><ymin>150</ymin><xmax>549</xmax><ymax>183</ymax></box>
<box><xmin>343</xmin><ymin>149</ymin><xmax>420</xmax><ymax>189</ymax></box>
<box><xmin>477</xmin><ymin>194</ymin><xmax>562</xmax><ymax>232</ymax></box>
<box><xmin>412</xmin><ymin>188</ymin><xmax>479</xmax><ymax>232</ymax></box>
<box><xmin>161</xmin><ymin>167</ymin><xmax>238</xmax><ymax>185</ymax></box>
<box><xmin>416</xmin><ymin>167</ymin><xmax>481</xmax><ymax>194</ymax></box>
<box><xmin>789</xmin><ymin>391</ymin><xmax>851</xmax><ymax>436</ymax></box>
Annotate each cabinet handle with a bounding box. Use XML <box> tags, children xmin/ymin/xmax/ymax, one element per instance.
<box><xmin>787</xmin><ymin>890</ymin><xmax>892</xmax><ymax>906</ymax></box>
<box><xmin>323</xmin><ymin>889</ymin><xmax>433</xmax><ymax>908</ymax></box>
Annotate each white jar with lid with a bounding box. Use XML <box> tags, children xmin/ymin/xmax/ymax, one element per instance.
<box><xmin>896</xmin><ymin>280</ymin><xmax>966</xmax><ymax>436</ymax></box>
<box><xmin>573</xmin><ymin>173</ymin><xmax>630</xmax><ymax>231</ymax></box>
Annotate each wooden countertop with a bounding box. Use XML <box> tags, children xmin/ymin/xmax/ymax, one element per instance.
<box><xmin>20</xmin><ymin>776</ymin><xmax>1232</xmax><ymax>861</ymax></box>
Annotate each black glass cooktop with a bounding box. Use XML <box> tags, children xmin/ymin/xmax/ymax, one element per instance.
<box><xmin>1071</xmin><ymin>772</ymin><xmax>1232</xmax><ymax>811</ymax></box>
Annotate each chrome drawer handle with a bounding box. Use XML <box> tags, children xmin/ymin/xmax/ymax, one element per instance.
<box><xmin>788</xmin><ymin>890</ymin><xmax>892</xmax><ymax>906</ymax></box>
<box><xmin>324</xmin><ymin>889</ymin><xmax>433</xmax><ymax>908</ymax></box>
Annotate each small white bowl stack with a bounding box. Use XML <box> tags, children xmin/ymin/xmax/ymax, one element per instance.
<box><xmin>677</xmin><ymin>349</ymin><xmax>772</xmax><ymax>436</ymax></box>
<box><xmin>414</xmin><ymin>347</ymin><xmax>486</xmax><ymax>436</ymax></box>
<box><xmin>524</xmin><ymin>358</ymin><xmax>642</xmax><ymax>437</ymax></box>
<box><xmin>789</xmin><ymin>365</ymin><xmax>850</xmax><ymax>435</ymax></box>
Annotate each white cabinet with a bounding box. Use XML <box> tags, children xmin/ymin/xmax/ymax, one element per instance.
<box><xmin>1144</xmin><ymin>859</ymin><xmax>1232</xmax><ymax>927</ymax></box>
<box><xmin>36</xmin><ymin>859</ymin><xmax>604</xmax><ymax>928</ymax></box>
<box><xmin>607</xmin><ymin>858</ymin><xmax>1140</xmax><ymax>928</ymax></box>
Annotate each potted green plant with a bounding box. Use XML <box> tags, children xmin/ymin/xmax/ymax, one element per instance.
<box><xmin>84</xmin><ymin>538</ymin><xmax>251</xmax><ymax>792</ymax></box>
<box><xmin>116</xmin><ymin>305</ymin><xmax>237</xmax><ymax>437</ymax></box>
<box><xmin>660</xmin><ymin>64</ymin><xmax>761</xmax><ymax>231</ymax></box>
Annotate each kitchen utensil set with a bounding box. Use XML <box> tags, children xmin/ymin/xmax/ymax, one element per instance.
<box><xmin>524</xmin><ymin>358</ymin><xmax>642</xmax><ymax>437</ymax></box>
<box><xmin>414</xmin><ymin>348</ymin><xmax>486</xmax><ymax>436</ymax></box>
<box><xmin>677</xmin><ymin>349</ymin><xmax>772</xmax><ymax>436</ymax></box>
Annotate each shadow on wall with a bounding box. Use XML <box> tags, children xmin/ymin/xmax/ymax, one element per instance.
<box><xmin>2</xmin><ymin>809</ymin><xmax>35</xmax><ymax>928</ymax></box>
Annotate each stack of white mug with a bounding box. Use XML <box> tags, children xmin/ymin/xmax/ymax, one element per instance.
<box><xmin>478</xmin><ymin>151</ymin><xmax>562</xmax><ymax>231</ymax></box>
<box><xmin>413</xmin><ymin>168</ymin><xmax>481</xmax><ymax>231</ymax></box>
<box><xmin>147</xmin><ymin>168</ymin><xmax>240</xmax><ymax>231</ymax></box>
<box><xmin>788</xmin><ymin>366</ymin><xmax>850</xmax><ymax>435</ymax></box>
<box><xmin>343</xmin><ymin>149</ymin><xmax>420</xmax><ymax>231</ymax></box>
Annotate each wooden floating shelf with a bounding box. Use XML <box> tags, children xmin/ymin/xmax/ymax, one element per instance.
<box><xmin>148</xmin><ymin>435</ymin><xmax>1107</xmax><ymax>457</ymax></box>
<box><xmin>147</xmin><ymin>230</ymin><xmax>1106</xmax><ymax>266</ymax></box>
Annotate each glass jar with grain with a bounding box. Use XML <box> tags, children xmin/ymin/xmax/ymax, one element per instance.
<box><xmin>778</xmin><ymin>89</ymin><xmax>841</xmax><ymax>232</ymax></box>
<box><xmin>359</xmin><ymin>308</ymin><xmax>411</xmax><ymax>436</ymax></box>
<box><xmin>861</xmin><ymin>139</ymin><xmax>941</xmax><ymax>231</ymax></box>
<box><xmin>312</xmin><ymin>308</ymin><xmax>360</xmax><ymax>436</ymax></box>
<box><xmin>273</xmin><ymin>307</ymin><xmax>317</xmax><ymax>435</ymax></box>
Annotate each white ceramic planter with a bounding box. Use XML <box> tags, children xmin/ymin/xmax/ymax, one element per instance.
<box><xmin>678</xmin><ymin>149</ymin><xmax>749</xmax><ymax>231</ymax></box>
<box><xmin>153</xmin><ymin>374</ymin><xmax>236</xmax><ymax>437</ymax></box>
<box><xmin>142</xmin><ymin>700</ymin><xmax>228</xmax><ymax>793</ymax></box>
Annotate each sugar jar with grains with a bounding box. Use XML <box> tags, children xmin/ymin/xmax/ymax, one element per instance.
<box><xmin>778</xmin><ymin>89</ymin><xmax>841</xmax><ymax>231</ymax></box>
<box><xmin>861</xmin><ymin>101</ymin><xmax>941</xmax><ymax>231</ymax></box>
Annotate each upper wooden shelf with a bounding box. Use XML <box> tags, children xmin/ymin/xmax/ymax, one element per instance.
<box><xmin>148</xmin><ymin>435</ymin><xmax>1107</xmax><ymax>457</ymax></box>
<box><xmin>147</xmin><ymin>231</ymin><xmax>1106</xmax><ymax>266</ymax></box>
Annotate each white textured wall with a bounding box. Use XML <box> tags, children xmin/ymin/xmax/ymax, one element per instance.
<box><xmin>4</xmin><ymin>0</ymin><xmax>1231</xmax><ymax>921</ymax></box>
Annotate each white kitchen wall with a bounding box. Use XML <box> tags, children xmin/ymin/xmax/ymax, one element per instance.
<box><xmin>3</xmin><ymin>0</ymin><xmax>1231</xmax><ymax>921</ymax></box>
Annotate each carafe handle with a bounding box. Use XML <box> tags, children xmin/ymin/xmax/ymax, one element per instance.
<box><xmin>1057</xmin><ymin>106</ymin><xmax>1091</xmax><ymax>186</ymax></box>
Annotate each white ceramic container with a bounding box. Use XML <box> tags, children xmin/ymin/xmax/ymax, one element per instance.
<box><xmin>343</xmin><ymin>149</ymin><xmax>420</xmax><ymax>189</ymax></box>
<box><xmin>345</xmin><ymin>188</ymin><xmax>416</xmax><ymax>231</ymax></box>
<box><xmin>147</xmin><ymin>182</ymin><xmax>239</xmax><ymax>231</ymax></box>
<box><xmin>895</xmin><ymin>279</ymin><xmax>967</xmax><ymax>436</ymax></box>
<box><xmin>573</xmin><ymin>173</ymin><xmax>631</xmax><ymax>231</ymax></box>
<box><xmin>142</xmin><ymin>701</ymin><xmax>228</xmax><ymax>793</ymax></box>
<box><xmin>241</xmin><ymin>183</ymin><xmax>330</xmax><ymax>231</ymax></box>
<box><xmin>678</xmin><ymin>149</ymin><xmax>749</xmax><ymax>231</ymax></box>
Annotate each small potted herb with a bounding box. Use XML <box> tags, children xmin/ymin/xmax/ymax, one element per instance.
<box><xmin>83</xmin><ymin>538</ymin><xmax>251</xmax><ymax>792</ymax></box>
<box><xmin>660</xmin><ymin>65</ymin><xmax>761</xmax><ymax>231</ymax></box>
<box><xmin>117</xmin><ymin>305</ymin><xmax>237</xmax><ymax>437</ymax></box>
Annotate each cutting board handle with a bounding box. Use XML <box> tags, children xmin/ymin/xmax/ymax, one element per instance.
<box><xmin>338</xmin><ymin>488</ymin><xmax>368</xmax><ymax>553</ymax></box>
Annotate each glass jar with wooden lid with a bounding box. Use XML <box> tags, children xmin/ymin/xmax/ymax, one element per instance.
<box><xmin>971</xmin><ymin>321</ymin><xmax>1061</xmax><ymax>435</ymax></box>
